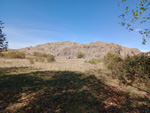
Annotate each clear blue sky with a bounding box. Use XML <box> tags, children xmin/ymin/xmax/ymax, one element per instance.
<box><xmin>1</xmin><ymin>0</ymin><xmax>150</xmax><ymax>51</ymax></box>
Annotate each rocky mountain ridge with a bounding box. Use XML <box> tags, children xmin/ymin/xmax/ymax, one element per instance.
<box><xmin>20</xmin><ymin>41</ymin><xmax>141</xmax><ymax>59</ymax></box>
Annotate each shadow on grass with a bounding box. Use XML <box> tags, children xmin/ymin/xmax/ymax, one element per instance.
<box><xmin>130</xmin><ymin>85</ymin><xmax>150</xmax><ymax>95</ymax></box>
<box><xmin>0</xmin><ymin>67</ymin><xmax>150</xmax><ymax>113</ymax></box>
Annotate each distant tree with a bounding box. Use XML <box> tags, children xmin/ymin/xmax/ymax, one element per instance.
<box><xmin>119</xmin><ymin>0</ymin><xmax>150</xmax><ymax>44</ymax></box>
<box><xmin>0</xmin><ymin>21</ymin><xmax>8</xmax><ymax>53</ymax></box>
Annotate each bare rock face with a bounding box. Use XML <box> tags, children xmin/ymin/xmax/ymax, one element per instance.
<box><xmin>139</xmin><ymin>51</ymin><xmax>150</xmax><ymax>57</ymax></box>
<box><xmin>20</xmin><ymin>41</ymin><xmax>141</xmax><ymax>59</ymax></box>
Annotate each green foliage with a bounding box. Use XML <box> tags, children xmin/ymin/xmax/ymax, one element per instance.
<box><xmin>76</xmin><ymin>51</ymin><xmax>85</xmax><ymax>58</ymax></box>
<box><xmin>3</xmin><ymin>51</ymin><xmax>26</xmax><ymax>59</ymax></box>
<box><xmin>119</xmin><ymin>0</ymin><xmax>150</xmax><ymax>44</ymax></box>
<box><xmin>104</xmin><ymin>53</ymin><xmax>150</xmax><ymax>86</ymax></box>
<box><xmin>103</xmin><ymin>52</ymin><xmax>122</xmax><ymax>70</ymax></box>
<box><xmin>107</xmin><ymin>62</ymin><xmax>113</xmax><ymax>70</ymax></box>
<box><xmin>87</xmin><ymin>58</ymin><xmax>101</xmax><ymax>64</ymax></box>
<box><xmin>103</xmin><ymin>53</ymin><xmax>123</xmax><ymax>78</ymax></box>
<box><xmin>119</xmin><ymin>54</ymin><xmax>150</xmax><ymax>85</ymax></box>
<box><xmin>34</xmin><ymin>52</ymin><xmax>55</xmax><ymax>63</ymax></box>
<box><xmin>46</xmin><ymin>55</ymin><xmax>55</xmax><ymax>62</ymax></box>
<box><xmin>33</xmin><ymin>52</ymin><xmax>48</xmax><ymax>57</ymax></box>
<box><xmin>0</xmin><ymin>21</ymin><xmax>8</xmax><ymax>53</ymax></box>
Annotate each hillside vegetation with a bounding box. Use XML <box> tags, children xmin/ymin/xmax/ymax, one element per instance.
<box><xmin>103</xmin><ymin>52</ymin><xmax>150</xmax><ymax>93</ymax></box>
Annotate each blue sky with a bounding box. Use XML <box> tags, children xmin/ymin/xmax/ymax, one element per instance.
<box><xmin>1</xmin><ymin>0</ymin><xmax>150</xmax><ymax>51</ymax></box>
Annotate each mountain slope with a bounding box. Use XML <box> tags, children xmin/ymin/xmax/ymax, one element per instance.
<box><xmin>20</xmin><ymin>41</ymin><xmax>141</xmax><ymax>59</ymax></box>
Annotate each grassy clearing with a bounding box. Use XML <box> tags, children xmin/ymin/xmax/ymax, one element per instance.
<box><xmin>0</xmin><ymin>58</ymin><xmax>104</xmax><ymax>72</ymax></box>
<box><xmin>0</xmin><ymin>67</ymin><xmax>150</xmax><ymax>112</ymax></box>
<box><xmin>0</xmin><ymin>54</ymin><xmax>150</xmax><ymax>112</ymax></box>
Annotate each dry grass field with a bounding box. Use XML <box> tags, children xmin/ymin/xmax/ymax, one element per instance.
<box><xmin>0</xmin><ymin>58</ymin><xmax>104</xmax><ymax>72</ymax></box>
<box><xmin>0</xmin><ymin>57</ymin><xmax>150</xmax><ymax>112</ymax></box>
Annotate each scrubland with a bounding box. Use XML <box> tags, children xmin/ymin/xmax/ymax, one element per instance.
<box><xmin>0</xmin><ymin>51</ymin><xmax>150</xmax><ymax>112</ymax></box>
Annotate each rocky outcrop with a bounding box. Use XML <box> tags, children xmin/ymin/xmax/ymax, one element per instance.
<box><xmin>20</xmin><ymin>41</ymin><xmax>141</xmax><ymax>59</ymax></box>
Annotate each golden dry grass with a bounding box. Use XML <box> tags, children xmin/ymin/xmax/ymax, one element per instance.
<box><xmin>0</xmin><ymin>58</ymin><xmax>105</xmax><ymax>72</ymax></box>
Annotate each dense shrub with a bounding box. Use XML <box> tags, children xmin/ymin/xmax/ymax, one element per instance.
<box><xmin>76</xmin><ymin>51</ymin><xmax>85</xmax><ymax>58</ymax></box>
<box><xmin>33</xmin><ymin>52</ymin><xmax>48</xmax><ymax>57</ymax></box>
<box><xmin>34</xmin><ymin>52</ymin><xmax>55</xmax><ymax>63</ymax></box>
<box><xmin>87</xmin><ymin>59</ymin><xmax>101</xmax><ymax>64</ymax></box>
<box><xmin>3</xmin><ymin>51</ymin><xmax>26</xmax><ymax>59</ymax></box>
<box><xmin>119</xmin><ymin>54</ymin><xmax>150</xmax><ymax>85</ymax></box>
<box><xmin>46</xmin><ymin>55</ymin><xmax>55</xmax><ymax>62</ymax></box>
<box><xmin>103</xmin><ymin>52</ymin><xmax>122</xmax><ymax>70</ymax></box>
<box><xmin>104</xmin><ymin>53</ymin><xmax>150</xmax><ymax>86</ymax></box>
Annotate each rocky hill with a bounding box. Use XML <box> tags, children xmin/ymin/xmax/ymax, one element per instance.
<box><xmin>20</xmin><ymin>41</ymin><xmax>141</xmax><ymax>59</ymax></box>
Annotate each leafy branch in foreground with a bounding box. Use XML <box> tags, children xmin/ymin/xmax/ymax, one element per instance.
<box><xmin>119</xmin><ymin>0</ymin><xmax>150</xmax><ymax>44</ymax></box>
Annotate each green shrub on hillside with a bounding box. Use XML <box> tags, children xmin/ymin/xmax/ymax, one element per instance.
<box><xmin>88</xmin><ymin>59</ymin><xmax>101</xmax><ymax>64</ymax></box>
<box><xmin>103</xmin><ymin>52</ymin><xmax>122</xmax><ymax>63</ymax></box>
<box><xmin>33</xmin><ymin>52</ymin><xmax>48</xmax><ymax>57</ymax></box>
<box><xmin>3</xmin><ymin>51</ymin><xmax>26</xmax><ymax>59</ymax></box>
<box><xmin>34</xmin><ymin>52</ymin><xmax>55</xmax><ymax>63</ymax></box>
<box><xmin>76</xmin><ymin>51</ymin><xmax>85</xmax><ymax>58</ymax></box>
<box><xmin>46</xmin><ymin>55</ymin><xmax>55</xmax><ymax>62</ymax></box>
